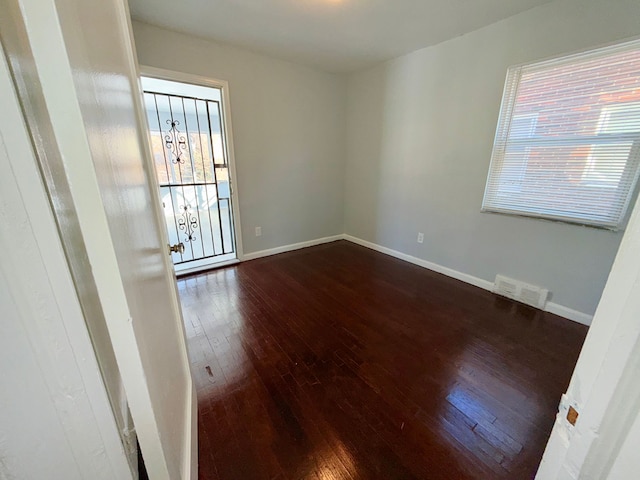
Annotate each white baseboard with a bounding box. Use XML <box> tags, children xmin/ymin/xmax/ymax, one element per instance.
<box><xmin>183</xmin><ymin>381</ymin><xmax>197</xmax><ymax>480</ymax></box>
<box><xmin>238</xmin><ymin>233</ymin><xmax>593</xmax><ymax>326</ymax></box>
<box><xmin>342</xmin><ymin>234</ymin><xmax>593</xmax><ymax>326</ymax></box>
<box><xmin>241</xmin><ymin>235</ymin><xmax>344</xmax><ymax>261</ymax></box>
<box><xmin>343</xmin><ymin>234</ymin><xmax>495</xmax><ymax>291</ymax></box>
<box><xmin>545</xmin><ymin>302</ymin><xmax>593</xmax><ymax>326</ymax></box>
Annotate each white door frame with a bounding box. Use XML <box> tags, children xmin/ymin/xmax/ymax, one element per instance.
<box><xmin>137</xmin><ymin>65</ymin><xmax>244</xmax><ymax>272</ymax></box>
<box><xmin>6</xmin><ymin>1</ymin><xmax>197</xmax><ymax>478</ymax></box>
<box><xmin>536</xmin><ymin>183</ymin><xmax>640</xmax><ymax>477</ymax></box>
<box><xmin>0</xmin><ymin>38</ymin><xmax>134</xmax><ymax>480</ymax></box>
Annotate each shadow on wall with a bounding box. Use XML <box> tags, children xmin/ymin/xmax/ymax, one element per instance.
<box><xmin>348</xmin><ymin>47</ymin><xmax>505</xmax><ymax>263</ymax></box>
<box><xmin>344</xmin><ymin>37</ymin><xmax>623</xmax><ymax>318</ymax></box>
<box><xmin>371</xmin><ymin>54</ymin><xmax>444</xmax><ymax>253</ymax></box>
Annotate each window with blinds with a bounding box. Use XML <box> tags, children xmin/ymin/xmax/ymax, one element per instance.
<box><xmin>482</xmin><ymin>39</ymin><xmax>640</xmax><ymax>229</ymax></box>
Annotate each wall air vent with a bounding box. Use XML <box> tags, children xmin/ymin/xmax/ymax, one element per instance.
<box><xmin>493</xmin><ymin>274</ymin><xmax>549</xmax><ymax>309</ymax></box>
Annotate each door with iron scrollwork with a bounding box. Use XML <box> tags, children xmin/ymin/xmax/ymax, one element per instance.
<box><xmin>142</xmin><ymin>76</ymin><xmax>238</xmax><ymax>273</ymax></box>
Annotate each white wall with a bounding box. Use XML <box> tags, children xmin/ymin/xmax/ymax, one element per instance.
<box><xmin>132</xmin><ymin>21</ymin><xmax>347</xmax><ymax>255</ymax></box>
<box><xmin>344</xmin><ymin>0</ymin><xmax>640</xmax><ymax>319</ymax></box>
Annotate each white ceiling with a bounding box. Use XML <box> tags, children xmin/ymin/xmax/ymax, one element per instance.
<box><xmin>129</xmin><ymin>0</ymin><xmax>554</xmax><ymax>73</ymax></box>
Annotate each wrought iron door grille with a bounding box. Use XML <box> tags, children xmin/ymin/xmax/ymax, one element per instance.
<box><xmin>143</xmin><ymin>90</ymin><xmax>236</xmax><ymax>265</ymax></box>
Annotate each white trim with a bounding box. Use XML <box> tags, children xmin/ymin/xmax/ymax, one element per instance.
<box><xmin>342</xmin><ymin>234</ymin><xmax>593</xmax><ymax>326</ymax></box>
<box><xmin>237</xmin><ymin>232</ymin><xmax>593</xmax><ymax>325</ymax></box>
<box><xmin>141</xmin><ymin>65</ymin><xmax>228</xmax><ymax>90</ymax></box>
<box><xmin>175</xmin><ymin>253</ymin><xmax>237</xmax><ymax>275</ymax></box>
<box><xmin>343</xmin><ymin>234</ymin><xmax>495</xmax><ymax>291</ymax></box>
<box><xmin>183</xmin><ymin>383</ymin><xmax>197</xmax><ymax>480</ymax></box>
<box><xmin>176</xmin><ymin>259</ymin><xmax>240</xmax><ymax>277</ymax></box>
<box><xmin>242</xmin><ymin>235</ymin><xmax>344</xmax><ymax>261</ymax></box>
<box><xmin>0</xmin><ymin>39</ymin><xmax>133</xmax><ymax>480</ymax></box>
<box><xmin>138</xmin><ymin>65</ymin><xmax>245</xmax><ymax>265</ymax></box>
<box><xmin>21</xmin><ymin>1</ymin><xmax>176</xmax><ymax>476</ymax></box>
<box><xmin>127</xmin><ymin>31</ymin><xmax>197</xmax><ymax>480</ymax></box>
<box><xmin>545</xmin><ymin>303</ymin><xmax>593</xmax><ymax>326</ymax></box>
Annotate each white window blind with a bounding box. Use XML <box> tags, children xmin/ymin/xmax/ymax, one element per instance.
<box><xmin>482</xmin><ymin>39</ymin><xmax>640</xmax><ymax>229</ymax></box>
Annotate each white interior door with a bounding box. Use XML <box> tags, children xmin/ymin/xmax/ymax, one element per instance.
<box><xmin>4</xmin><ymin>0</ymin><xmax>196</xmax><ymax>479</ymax></box>
<box><xmin>0</xmin><ymin>39</ymin><xmax>134</xmax><ymax>480</ymax></box>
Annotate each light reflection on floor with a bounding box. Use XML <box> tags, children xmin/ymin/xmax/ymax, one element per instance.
<box><xmin>179</xmin><ymin>267</ymin><xmax>251</xmax><ymax>396</ymax></box>
<box><xmin>435</xmin><ymin>340</ymin><xmax>536</xmax><ymax>464</ymax></box>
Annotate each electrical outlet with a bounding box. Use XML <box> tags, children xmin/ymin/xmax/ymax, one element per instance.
<box><xmin>417</xmin><ymin>232</ymin><xmax>424</xmax><ymax>244</ymax></box>
<box><xmin>255</xmin><ymin>226</ymin><xmax>262</xmax><ymax>237</ymax></box>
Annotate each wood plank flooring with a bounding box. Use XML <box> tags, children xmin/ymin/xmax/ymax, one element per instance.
<box><xmin>178</xmin><ymin>240</ymin><xmax>587</xmax><ymax>480</ymax></box>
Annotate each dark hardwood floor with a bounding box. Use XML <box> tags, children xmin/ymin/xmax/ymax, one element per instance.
<box><xmin>178</xmin><ymin>240</ymin><xmax>587</xmax><ymax>480</ymax></box>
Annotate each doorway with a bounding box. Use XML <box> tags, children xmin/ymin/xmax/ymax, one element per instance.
<box><xmin>141</xmin><ymin>70</ymin><xmax>242</xmax><ymax>274</ymax></box>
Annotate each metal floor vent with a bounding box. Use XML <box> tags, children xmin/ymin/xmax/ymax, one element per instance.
<box><xmin>493</xmin><ymin>274</ymin><xmax>549</xmax><ymax>309</ymax></box>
